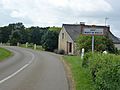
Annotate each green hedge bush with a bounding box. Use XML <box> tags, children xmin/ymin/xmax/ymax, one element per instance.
<box><xmin>83</xmin><ymin>52</ymin><xmax>120</xmax><ymax>90</ymax></box>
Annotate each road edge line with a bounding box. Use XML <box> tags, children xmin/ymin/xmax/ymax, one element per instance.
<box><xmin>0</xmin><ymin>51</ymin><xmax>35</xmax><ymax>84</ymax></box>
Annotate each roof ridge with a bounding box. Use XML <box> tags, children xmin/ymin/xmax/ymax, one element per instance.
<box><xmin>63</xmin><ymin>24</ymin><xmax>80</xmax><ymax>26</ymax></box>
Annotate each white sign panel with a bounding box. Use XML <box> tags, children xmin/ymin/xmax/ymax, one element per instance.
<box><xmin>83</xmin><ymin>28</ymin><xmax>104</xmax><ymax>35</ymax></box>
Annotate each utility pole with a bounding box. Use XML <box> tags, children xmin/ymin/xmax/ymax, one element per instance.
<box><xmin>105</xmin><ymin>17</ymin><xmax>109</xmax><ymax>26</ymax></box>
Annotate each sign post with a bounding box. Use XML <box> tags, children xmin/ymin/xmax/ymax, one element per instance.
<box><xmin>92</xmin><ymin>35</ymin><xmax>94</xmax><ymax>53</ymax></box>
<box><xmin>82</xmin><ymin>27</ymin><xmax>104</xmax><ymax>52</ymax></box>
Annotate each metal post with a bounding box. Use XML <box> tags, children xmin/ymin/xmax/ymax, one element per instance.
<box><xmin>105</xmin><ymin>17</ymin><xmax>109</xmax><ymax>26</ymax></box>
<box><xmin>92</xmin><ymin>35</ymin><xmax>94</xmax><ymax>53</ymax></box>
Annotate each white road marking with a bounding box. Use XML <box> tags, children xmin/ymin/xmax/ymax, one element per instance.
<box><xmin>0</xmin><ymin>51</ymin><xmax>35</xmax><ymax>84</ymax></box>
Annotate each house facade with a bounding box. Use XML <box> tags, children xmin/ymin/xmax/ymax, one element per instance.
<box><xmin>58</xmin><ymin>23</ymin><xmax>120</xmax><ymax>54</ymax></box>
<box><xmin>58</xmin><ymin>26</ymin><xmax>75</xmax><ymax>55</ymax></box>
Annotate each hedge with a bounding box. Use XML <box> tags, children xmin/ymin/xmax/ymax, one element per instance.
<box><xmin>82</xmin><ymin>52</ymin><xmax>120</xmax><ymax>90</ymax></box>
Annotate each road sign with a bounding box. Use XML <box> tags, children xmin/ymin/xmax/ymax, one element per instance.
<box><xmin>82</xmin><ymin>27</ymin><xmax>104</xmax><ymax>53</ymax></box>
<box><xmin>82</xmin><ymin>28</ymin><xmax>104</xmax><ymax>35</ymax></box>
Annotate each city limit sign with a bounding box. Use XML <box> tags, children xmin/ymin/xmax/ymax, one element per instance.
<box><xmin>82</xmin><ymin>28</ymin><xmax>104</xmax><ymax>36</ymax></box>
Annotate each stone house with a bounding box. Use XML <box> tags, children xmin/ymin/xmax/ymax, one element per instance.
<box><xmin>58</xmin><ymin>23</ymin><xmax>120</xmax><ymax>55</ymax></box>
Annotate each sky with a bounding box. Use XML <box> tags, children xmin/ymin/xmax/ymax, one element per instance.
<box><xmin>0</xmin><ymin>0</ymin><xmax>120</xmax><ymax>37</ymax></box>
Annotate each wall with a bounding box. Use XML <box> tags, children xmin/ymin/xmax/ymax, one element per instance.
<box><xmin>58</xmin><ymin>27</ymin><xmax>74</xmax><ymax>54</ymax></box>
<box><xmin>114</xmin><ymin>44</ymin><xmax>120</xmax><ymax>50</ymax></box>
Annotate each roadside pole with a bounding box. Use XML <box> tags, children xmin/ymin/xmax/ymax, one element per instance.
<box><xmin>26</xmin><ymin>42</ymin><xmax>28</xmax><ymax>48</ymax></box>
<box><xmin>92</xmin><ymin>34</ymin><xmax>94</xmax><ymax>53</ymax></box>
<box><xmin>17</xmin><ymin>42</ymin><xmax>19</xmax><ymax>46</ymax></box>
<box><xmin>81</xmin><ymin>48</ymin><xmax>85</xmax><ymax>59</ymax></box>
<box><xmin>34</xmin><ymin>44</ymin><xmax>36</xmax><ymax>50</ymax></box>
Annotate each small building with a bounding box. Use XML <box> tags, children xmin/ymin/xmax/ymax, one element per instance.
<box><xmin>58</xmin><ymin>23</ymin><xmax>120</xmax><ymax>55</ymax></box>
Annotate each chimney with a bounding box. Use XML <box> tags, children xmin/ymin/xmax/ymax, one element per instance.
<box><xmin>80</xmin><ymin>22</ymin><xmax>85</xmax><ymax>25</ymax></box>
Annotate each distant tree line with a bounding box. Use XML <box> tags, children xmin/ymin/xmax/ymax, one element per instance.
<box><xmin>0</xmin><ymin>22</ymin><xmax>61</xmax><ymax>51</ymax></box>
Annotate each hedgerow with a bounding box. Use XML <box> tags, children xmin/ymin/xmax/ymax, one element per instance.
<box><xmin>83</xmin><ymin>52</ymin><xmax>120</xmax><ymax>90</ymax></box>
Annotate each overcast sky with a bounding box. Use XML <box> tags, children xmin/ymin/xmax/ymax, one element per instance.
<box><xmin>0</xmin><ymin>0</ymin><xmax>120</xmax><ymax>37</ymax></box>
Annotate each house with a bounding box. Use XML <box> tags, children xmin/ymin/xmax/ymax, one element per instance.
<box><xmin>58</xmin><ymin>23</ymin><xmax>120</xmax><ymax>54</ymax></box>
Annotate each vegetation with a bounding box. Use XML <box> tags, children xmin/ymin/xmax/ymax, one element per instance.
<box><xmin>76</xmin><ymin>35</ymin><xmax>118</xmax><ymax>54</ymax></box>
<box><xmin>64</xmin><ymin>52</ymin><xmax>120</xmax><ymax>90</ymax></box>
<box><xmin>83</xmin><ymin>52</ymin><xmax>120</xmax><ymax>90</ymax></box>
<box><xmin>41</xmin><ymin>30</ymin><xmax>59</xmax><ymax>51</ymax></box>
<box><xmin>0</xmin><ymin>47</ymin><xmax>12</xmax><ymax>61</ymax></box>
<box><xmin>63</xmin><ymin>56</ymin><xmax>95</xmax><ymax>90</ymax></box>
<box><xmin>0</xmin><ymin>22</ymin><xmax>61</xmax><ymax>52</ymax></box>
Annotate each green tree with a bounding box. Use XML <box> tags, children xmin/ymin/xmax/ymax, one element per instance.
<box><xmin>8</xmin><ymin>22</ymin><xmax>25</xmax><ymax>44</ymax></box>
<box><xmin>9</xmin><ymin>30</ymin><xmax>21</xmax><ymax>45</ymax></box>
<box><xmin>28</xmin><ymin>27</ymin><xmax>48</xmax><ymax>45</ymax></box>
<box><xmin>41</xmin><ymin>30</ymin><xmax>59</xmax><ymax>51</ymax></box>
<box><xmin>0</xmin><ymin>26</ymin><xmax>12</xmax><ymax>43</ymax></box>
<box><xmin>76</xmin><ymin>35</ymin><xmax>117</xmax><ymax>53</ymax></box>
<box><xmin>48</xmin><ymin>26</ymin><xmax>61</xmax><ymax>31</ymax></box>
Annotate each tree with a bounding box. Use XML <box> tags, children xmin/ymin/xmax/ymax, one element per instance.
<box><xmin>28</xmin><ymin>27</ymin><xmax>48</xmax><ymax>45</ymax></box>
<box><xmin>8</xmin><ymin>22</ymin><xmax>25</xmax><ymax>45</ymax></box>
<box><xmin>76</xmin><ymin>35</ymin><xmax>117</xmax><ymax>53</ymax></box>
<box><xmin>9</xmin><ymin>30</ymin><xmax>21</xmax><ymax>45</ymax></box>
<box><xmin>0</xmin><ymin>26</ymin><xmax>12</xmax><ymax>43</ymax></box>
<box><xmin>41</xmin><ymin>30</ymin><xmax>59</xmax><ymax>51</ymax></box>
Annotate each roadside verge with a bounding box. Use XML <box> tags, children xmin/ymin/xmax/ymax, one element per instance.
<box><xmin>0</xmin><ymin>47</ymin><xmax>13</xmax><ymax>61</ymax></box>
<box><xmin>60</xmin><ymin>56</ymin><xmax>75</xmax><ymax>90</ymax></box>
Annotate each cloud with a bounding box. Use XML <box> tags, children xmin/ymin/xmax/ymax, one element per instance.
<box><xmin>0</xmin><ymin>0</ymin><xmax>119</xmax><ymax>37</ymax></box>
<box><xmin>1</xmin><ymin>0</ymin><xmax>112</xmax><ymax>25</ymax></box>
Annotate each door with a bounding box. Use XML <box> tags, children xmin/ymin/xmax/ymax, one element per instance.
<box><xmin>67</xmin><ymin>42</ymin><xmax>72</xmax><ymax>54</ymax></box>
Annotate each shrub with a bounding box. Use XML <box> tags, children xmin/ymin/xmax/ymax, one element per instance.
<box><xmin>57</xmin><ymin>49</ymin><xmax>65</xmax><ymax>54</ymax></box>
<box><xmin>54</xmin><ymin>49</ymin><xmax>58</xmax><ymax>54</ymax></box>
<box><xmin>83</xmin><ymin>52</ymin><xmax>120</xmax><ymax>90</ymax></box>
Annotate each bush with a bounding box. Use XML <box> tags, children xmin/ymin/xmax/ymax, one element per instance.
<box><xmin>118</xmin><ymin>50</ymin><xmax>120</xmax><ymax>55</ymax></box>
<box><xmin>83</xmin><ymin>52</ymin><xmax>120</xmax><ymax>90</ymax></box>
<box><xmin>54</xmin><ymin>49</ymin><xmax>58</xmax><ymax>54</ymax></box>
<box><xmin>57</xmin><ymin>49</ymin><xmax>65</xmax><ymax>54</ymax></box>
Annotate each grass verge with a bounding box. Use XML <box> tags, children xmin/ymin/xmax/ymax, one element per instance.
<box><xmin>0</xmin><ymin>47</ymin><xmax>12</xmax><ymax>61</ymax></box>
<box><xmin>63</xmin><ymin>56</ymin><xmax>95</xmax><ymax>90</ymax></box>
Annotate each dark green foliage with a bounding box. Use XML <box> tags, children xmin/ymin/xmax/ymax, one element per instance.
<box><xmin>0</xmin><ymin>26</ymin><xmax>12</xmax><ymax>43</ymax></box>
<box><xmin>9</xmin><ymin>30</ymin><xmax>22</xmax><ymax>45</ymax></box>
<box><xmin>28</xmin><ymin>27</ymin><xmax>48</xmax><ymax>45</ymax></box>
<box><xmin>118</xmin><ymin>50</ymin><xmax>120</xmax><ymax>55</ymax></box>
<box><xmin>41</xmin><ymin>30</ymin><xmax>59</xmax><ymax>51</ymax></box>
<box><xmin>83</xmin><ymin>52</ymin><xmax>120</xmax><ymax>90</ymax></box>
<box><xmin>0</xmin><ymin>22</ymin><xmax>60</xmax><ymax>51</ymax></box>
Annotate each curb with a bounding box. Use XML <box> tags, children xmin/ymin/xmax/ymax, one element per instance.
<box><xmin>60</xmin><ymin>56</ymin><xmax>75</xmax><ymax>90</ymax></box>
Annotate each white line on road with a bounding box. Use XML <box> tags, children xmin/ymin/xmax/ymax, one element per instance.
<box><xmin>0</xmin><ymin>51</ymin><xmax>35</xmax><ymax>84</ymax></box>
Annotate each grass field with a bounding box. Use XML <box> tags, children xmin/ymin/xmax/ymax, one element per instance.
<box><xmin>63</xmin><ymin>56</ymin><xmax>95</xmax><ymax>90</ymax></box>
<box><xmin>0</xmin><ymin>47</ymin><xmax>12</xmax><ymax>61</ymax></box>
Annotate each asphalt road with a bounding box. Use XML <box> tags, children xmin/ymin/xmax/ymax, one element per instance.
<box><xmin>0</xmin><ymin>46</ymin><xmax>68</xmax><ymax>90</ymax></box>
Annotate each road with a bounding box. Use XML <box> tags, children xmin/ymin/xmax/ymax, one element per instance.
<box><xmin>0</xmin><ymin>46</ymin><xmax>69</xmax><ymax>90</ymax></box>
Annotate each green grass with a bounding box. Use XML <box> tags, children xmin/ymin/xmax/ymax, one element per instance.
<box><xmin>63</xmin><ymin>56</ymin><xmax>95</xmax><ymax>90</ymax></box>
<box><xmin>0</xmin><ymin>47</ymin><xmax>12</xmax><ymax>61</ymax></box>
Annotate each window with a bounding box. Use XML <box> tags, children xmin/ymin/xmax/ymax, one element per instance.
<box><xmin>62</xmin><ymin>33</ymin><xmax>64</xmax><ymax>39</ymax></box>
